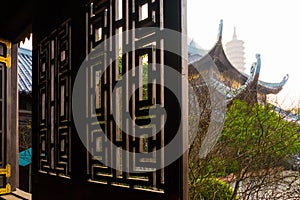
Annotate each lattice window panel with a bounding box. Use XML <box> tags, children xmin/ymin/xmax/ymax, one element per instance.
<box><xmin>0</xmin><ymin>58</ymin><xmax>7</xmax><ymax>189</ymax></box>
<box><xmin>85</xmin><ymin>0</ymin><xmax>165</xmax><ymax>191</ymax></box>
<box><xmin>37</xmin><ymin>20</ymin><xmax>71</xmax><ymax>177</ymax></box>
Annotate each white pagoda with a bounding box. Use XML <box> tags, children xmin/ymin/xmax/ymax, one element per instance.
<box><xmin>225</xmin><ymin>27</ymin><xmax>246</xmax><ymax>72</ymax></box>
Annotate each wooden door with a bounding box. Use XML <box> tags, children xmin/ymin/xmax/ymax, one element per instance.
<box><xmin>0</xmin><ymin>39</ymin><xmax>18</xmax><ymax>195</ymax></box>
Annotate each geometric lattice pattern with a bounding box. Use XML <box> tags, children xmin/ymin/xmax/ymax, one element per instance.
<box><xmin>37</xmin><ymin>20</ymin><xmax>71</xmax><ymax>177</ymax></box>
<box><xmin>86</xmin><ymin>0</ymin><xmax>165</xmax><ymax>191</ymax></box>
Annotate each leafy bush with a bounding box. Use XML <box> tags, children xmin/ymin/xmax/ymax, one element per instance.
<box><xmin>197</xmin><ymin>178</ymin><xmax>238</xmax><ymax>200</ymax></box>
<box><xmin>189</xmin><ymin>99</ymin><xmax>300</xmax><ymax>199</ymax></box>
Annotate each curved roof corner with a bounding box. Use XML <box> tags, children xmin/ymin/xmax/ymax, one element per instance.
<box><xmin>188</xmin><ymin>20</ymin><xmax>288</xmax><ymax>101</ymax></box>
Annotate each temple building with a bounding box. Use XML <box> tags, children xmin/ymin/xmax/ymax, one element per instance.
<box><xmin>187</xmin><ymin>20</ymin><xmax>292</xmax><ymax>160</ymax></box>
<box><xmin>188</xmin><ymin>20</ymin><xmax>289</xmax><ymax>105</ymax></box>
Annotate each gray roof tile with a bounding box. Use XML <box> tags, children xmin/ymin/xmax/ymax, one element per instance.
<box><xmin>18</xmin><ymin>48</ymin><xmax>32</xmax><ymax>92</ymax></box>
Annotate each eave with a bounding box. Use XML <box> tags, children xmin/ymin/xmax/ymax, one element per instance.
<box><xmin>0</xmin><ymin>1</ymin><xmax>33</xmax><ymax>43</ymax></box>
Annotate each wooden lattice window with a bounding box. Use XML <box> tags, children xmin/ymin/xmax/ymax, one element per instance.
<box><xmin>37</xmin><ymin>20</ymin><xmax>71</xmax><ymax>177</ymax></box>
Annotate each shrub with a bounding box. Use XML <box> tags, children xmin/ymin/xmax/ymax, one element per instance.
<box><xmin>197</xmin><ymin>178</ymin><xmax>237</xmax><ymax>200</ymax></box>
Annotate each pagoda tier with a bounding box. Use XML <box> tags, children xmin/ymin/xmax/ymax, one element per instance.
<box><xmin>188</xmin><ymin>20</ymin><xmax>288</xmax><ymax>104</ymax></box>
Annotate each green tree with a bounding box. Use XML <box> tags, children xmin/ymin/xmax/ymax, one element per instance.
<box><xmin>218</xmin><ymin>100</ymin><xmax>300</xmax><ymax>197</ymax></box>
<box><xmin>195</xmin><ymin>178</ymin><xmax>238</xmax><ymax>200</ymax></box>
<box><xmin>189</xmin><ymin>99</ymin><xmax>300</xmax><ymax>199</ymax></box>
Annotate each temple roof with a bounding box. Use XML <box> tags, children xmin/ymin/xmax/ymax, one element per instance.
<box><xmin>273</xmin><ymin>105</ymin><xmax>300</xmax><ymax>124</ymax></box>
<box><xmin>188</xmin><ymin>20</ymin><xmax>288</xmax><ymax>101</ymax></box>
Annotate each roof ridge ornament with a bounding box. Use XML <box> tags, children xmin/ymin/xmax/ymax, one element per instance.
<box><xmin>280</xmin><ymin>74</ymin><xmax>289</xmax><ymax>85</ymax></box>
<box><xmin>254</xmin><ymin>53</ymin><xmax>261</xmax><ymax>77</ymax></box>
<box><xmin>248</xmin><ymin>53</ymin><xmax>261</xmax><ymax>82</ymax></box>
<box><xmin>255</xmin><ymin>53</ymin><xmax>261</xmax><ymax>70</ymax></box>
<box><xmin>218</xmin><ymin>19</ymin><xmax>223</xmax><ymax>41</ymax></box>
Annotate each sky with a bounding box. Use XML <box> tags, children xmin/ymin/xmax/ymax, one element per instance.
<box><xmin>20</xmin><ymin>35</ymin><xmax>32</xmax><ymax>50</ymax></box>
<box><xmin>187</xmin><ymin>0</ymin><xmax>300</xmax><ymax>109</ymax></box>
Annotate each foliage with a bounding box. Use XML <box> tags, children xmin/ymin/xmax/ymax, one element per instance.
<box><xmin>193</xmin><ymin>178</ymin><xmax>238</xmax><ymax>200</ymax></box>
<box><xmin>118</xmin><ymin>53</ymin><xmax>148</xmax><ymax>100</ymax></box>
<box><xmin>189</xmin><ymin>99</ymin><xmax>300</xmax><ymax>199</ymax></box>
<box><xmin>218</xmin><ymin>100</ymin><xmax>300</xmax><ymax>174</ymax></box>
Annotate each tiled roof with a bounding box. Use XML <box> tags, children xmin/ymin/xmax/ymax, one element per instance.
<box><xmin>18</xmin><ymin>48</ymin><xmax>32</xmax><ymax>93</ymax></box>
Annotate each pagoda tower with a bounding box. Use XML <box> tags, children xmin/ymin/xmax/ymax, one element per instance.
<box><xmin>225</xmin><ymin>27</ymin><xmax>246</xmax><ymax>72</ymax></box>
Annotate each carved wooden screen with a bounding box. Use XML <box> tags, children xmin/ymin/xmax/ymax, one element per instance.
<box><xmin>33</xmin><ymin>0</ymin><xmax>187</xmax><ymax>199</ymax></box>
<box><xmin>85</xmin><ymin>0</ymin><xmax>165</xmax><ymax>190</ymax></box>
<box><xmin>36</xmin><ymin>20</ymin><xmax>71</xmax><ymax>177</ymax></box>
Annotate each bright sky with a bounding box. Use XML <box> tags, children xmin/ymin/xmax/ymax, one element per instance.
<box><xmin>20</xmin><ymin>34</ymin><xmax>32</xmax><ymax>50</ymax></box>
<box><xmin>187</xmin><ymin>0</ymin><xmax>300</xmax><ymax>109</ymax></box>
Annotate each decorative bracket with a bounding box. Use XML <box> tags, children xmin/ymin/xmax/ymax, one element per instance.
<box><xmin>0</xmin><ymin>164</ymin><xmax>11</xmax><ymax>194</ymax></box>
<box><xmin>0</xmin><ymin>39</ymin><xmax>11</xmax><ymax>49</ymax></box>
<box><xmin>0</xmin><ymin>164</ymin><xmax>11</xmax><ymax>178</ymax></box>
<box><xmin>0</xmin><ymin>38</ymin><xmax>12</xmax><ymax>68</ymax></box>
<box><xmin>0</xmin><ymin>54</ymin><xmax>11</xmax><ymax>68</ymax></box>
<box><xmin>0</xmin><ymin>184</ymin><xmax>11</xmax><ymax>195</ymax></box>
